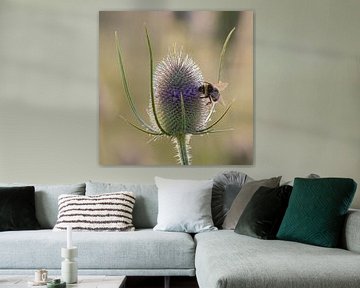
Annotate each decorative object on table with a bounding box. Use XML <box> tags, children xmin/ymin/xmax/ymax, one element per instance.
<box><xmin>47</xmin><ymin>279</ymin><xmax>66</xmax><ymax>288</ymax></box>
<box><xmin>35</xmin><ymin>269</ymin><xmax>48</xmax><ymax>283</ymax></box>
<box><xmin>61</xmin><ymin>225</ymin><xmax>78</xmax><ymax>284</ymax></box>
<box><xmin>27</xmin><ymin>269</ymin><xmax>51</xmax><ymax>286</ymax></box>
<box><xmin>99</xmin><ymin>11</ymin><xmax>254</xmax><ymax>165</ymax></box>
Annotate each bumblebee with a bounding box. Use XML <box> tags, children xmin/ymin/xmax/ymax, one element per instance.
<box><xmin>198</xmin><ymin>81</ymin><xmax>228</xmax><ymax>105</ymax></box>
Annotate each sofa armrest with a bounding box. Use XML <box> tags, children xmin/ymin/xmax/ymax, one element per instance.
<box><xmin>342</xmin><ymin>209</ymin><xmax>360</xmax><ymax>253</ymax></box>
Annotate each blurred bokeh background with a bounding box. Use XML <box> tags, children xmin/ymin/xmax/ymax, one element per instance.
<box><xmin>99</xmin><ymin>11</ymin><xmax>253</xmax><ymax>165</ymax></box>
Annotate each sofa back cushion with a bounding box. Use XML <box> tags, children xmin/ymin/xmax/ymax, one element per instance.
<box><xmin>86</xmin><ymin>181</ymin><xmax>158</xmax><ymax>229</ymax></box>
<box><xmin>0</xmin><ymin>183</ymin><xmax>86</xmax><ymax>229</ymax></box>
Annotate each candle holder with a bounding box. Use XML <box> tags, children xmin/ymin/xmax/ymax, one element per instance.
<box><xmin>61</xmin><ymin>247</ymin><xmax>78</xmax><ymax>284</ymax></box>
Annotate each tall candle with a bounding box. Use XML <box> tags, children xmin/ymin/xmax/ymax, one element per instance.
<box><xmin>67</xmin><ymin>225</ymin><xmax>72</xmax><ymax>249</ymax></box>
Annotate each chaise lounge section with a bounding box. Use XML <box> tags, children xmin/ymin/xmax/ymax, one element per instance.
<box><xmin>195</xmin><ymin>214</ymin><xmax>360</xmax><ymax>288</ymax></box>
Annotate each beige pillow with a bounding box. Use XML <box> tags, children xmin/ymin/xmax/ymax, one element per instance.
<box><xmin>222</xmin><ymin>176</ymin><xmax>281</xmax><ymax>230</ymax></box>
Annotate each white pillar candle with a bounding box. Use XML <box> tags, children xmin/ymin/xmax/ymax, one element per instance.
<box><xmin>67</xmin><ymin>225</ymin><xmax>72</xmax><ymax>249</ymax></box>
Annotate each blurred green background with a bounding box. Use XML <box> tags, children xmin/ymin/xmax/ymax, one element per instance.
<box><xmin>99</xmin><ymin>11</ymin><xmax>253</xmax><ymax>165</ymax></box>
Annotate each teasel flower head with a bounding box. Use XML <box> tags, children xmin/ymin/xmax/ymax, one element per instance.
<box><xmin>151</xmin><ymin>49</ymin><xmax>210</xmax><ymax>135</ymax></box>
<box><xmin>115</xmin><ymin>27</ymin><xmax>235</xmax><ymax>165</ymax></box>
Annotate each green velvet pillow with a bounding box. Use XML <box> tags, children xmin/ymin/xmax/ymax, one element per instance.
<box><xmin>277</xmin><ymin>178</ymin><xmax>357</xmax><ymax>247</ymax></box>
<box><xmin>0</xmin><ymin>186</ymin><xmax>41</xmax><ymax>231</ymax></box>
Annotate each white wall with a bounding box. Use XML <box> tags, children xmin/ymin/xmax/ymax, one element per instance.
<box><xmin>0</xmin><ymin>0</ymin><xmax>359</xmax><ymax>207</ymax></box>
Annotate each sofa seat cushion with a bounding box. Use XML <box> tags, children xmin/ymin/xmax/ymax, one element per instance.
<box><xmin>0</xmin><ymin>229</ymin><xmax>195</xmax><ymax>271</ymax></box>
<box><xmin>195</xmin><ymin>230</ymin><xmax>360</xmax><ymax>288</ymax></box>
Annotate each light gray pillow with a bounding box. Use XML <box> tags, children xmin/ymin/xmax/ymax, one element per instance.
<box><xmin>0</xmin><ymin>183</ymin><xmax>85</xmax><ymax>228</ymax></box>
<box><xmin>153</xmin><ymin>177</ymin><xmax>217</xmax><ymax>233</ymax></box>
<box><xmin>222</xmin><ymin>176</ymin><xmax>281</xmax><ymax>230</ymax></box>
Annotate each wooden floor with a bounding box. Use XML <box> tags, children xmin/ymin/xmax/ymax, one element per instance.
<box><xmin>126</xmin><ymin>276</ymin><xmax>199</xmax><ymax>288</ymax></box>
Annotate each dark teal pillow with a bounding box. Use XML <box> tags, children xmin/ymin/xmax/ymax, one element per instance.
<box><xmin>277</xmin><ymin>178</ymin><xmax>357</xmax><ymax>247</ymax></box>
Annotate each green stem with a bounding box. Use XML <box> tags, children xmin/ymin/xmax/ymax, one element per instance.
<box><xmin>175</xmin><ymin>134</ymin><xmax>191</xmax><ymax>165</ymax></box>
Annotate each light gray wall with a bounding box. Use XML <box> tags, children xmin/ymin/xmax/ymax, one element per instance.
<box><xmin>0</xmin><ymin>0</ymin><xmax>359</xmax><ymax>207</ymax></box>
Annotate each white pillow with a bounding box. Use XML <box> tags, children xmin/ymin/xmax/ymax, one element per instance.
<box><xmin>153</xmin><ymin>177</ymin><xmax>217</xmax><ymax>233</ymax></box>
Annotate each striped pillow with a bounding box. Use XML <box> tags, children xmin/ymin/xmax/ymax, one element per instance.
<box><xmin>53</xmin><ymin>192</ymin><xmax>135</xmax><ymax>231</ymax></box>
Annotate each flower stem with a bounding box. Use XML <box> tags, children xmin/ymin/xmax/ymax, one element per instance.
<box><xmin>175</xmin><ymin>134</ymin><xmax>191</xmax><ymax>165</ymax></box>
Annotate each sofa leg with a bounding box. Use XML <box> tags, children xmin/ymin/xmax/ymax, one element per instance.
<box><xmin>164</xmin><ymin>276</ymin><xmax>170</xmax><ymax>288</ymax></box>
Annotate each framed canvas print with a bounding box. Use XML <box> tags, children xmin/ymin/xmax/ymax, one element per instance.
<box><xmin>99</xmin><ymin>11</ymin><xmax>253</xmax><ymax>165</ymax></box>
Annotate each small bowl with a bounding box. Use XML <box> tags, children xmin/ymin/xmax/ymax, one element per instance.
<box><xmin>47</xmin><ymin>279</ymin><xmax>66</xmax><ymax>288</ymax></box>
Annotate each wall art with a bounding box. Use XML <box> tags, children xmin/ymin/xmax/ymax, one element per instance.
<box><xmin>99</xmin><ymin>11</ymin><xmax>253</xmax><ymax>165</ymax></box>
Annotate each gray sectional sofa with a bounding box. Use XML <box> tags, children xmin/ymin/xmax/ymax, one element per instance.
<box><xmin>1</xmin><ymin>181</ymin><xmax>360</xmax><ymax>288</ymax></box>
